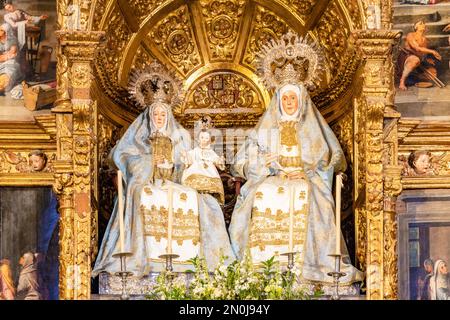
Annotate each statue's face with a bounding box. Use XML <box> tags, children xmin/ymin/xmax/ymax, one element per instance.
<box><xmin>281</xmin><ymin>90</ymin><xmax>298</xmax><ymax>116</ymax></box>
<box><xmin>152</xmin><ymin>105</ymin><xmax>167</xmax><ymax>129</ymax></box>
<box><xmin>4</xmin><ymin>4</ymin><xmax>14</xmax><ymax>12</ymax></box>
<box><xmin>199</xmin><ymin>131</ymin><xmax>211</xmax><ymax>148</ymax></box>
<box><xmin>439</xmin><ymin>262</ymin><xmax>448</xmax><ymax>275</ymax></box>
<box><xmin>413</xmin><ymin>154</ymin><xmax>430</xmax><ymax>174</ymax></box>
<box><xmin>29</xmin><ymin>154</ymin><xmax>46</xmax><ymax>171</ymax></box>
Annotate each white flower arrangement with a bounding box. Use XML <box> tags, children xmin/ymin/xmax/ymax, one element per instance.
<box><xmin>147</xmin><ymin>251</ymin><xmax>323</xmax><ymax>300</ymax></box>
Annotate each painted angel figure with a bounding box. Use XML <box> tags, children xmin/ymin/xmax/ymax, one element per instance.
<box><xmin>181</xmin><ymin>118</ymin><xmax>225</xmax><ymax>204</ymax></box>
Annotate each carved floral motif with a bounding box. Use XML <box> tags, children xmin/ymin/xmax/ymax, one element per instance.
<box><xmin>150</xmin><ymin>5</ymin><xmax>201</xmax><ymax>75</ymax></box>
<box><xmin>315</xmin><ymin>1</ymin><xmax>349</xmax><ymax>78</ymax></box>
<box><xmin>243</xmin><ymin>6</ymin><xmax>292</xmax><ymax>69</ymax></box>
<box><xmin>199</xmin><ymin>0</ymin><xmax>246</xmax><ymax>60</ymax></box>
<box><xmin>278</xmin><ymin>0</ymin><xmax>317</xmax><ymax>20</ymax></box>
<box><xmin>128</xmin><ymin>0</ymin><xmax>165</xmax><ymax>26</ymax></box>
<box><xmin>131</xmin><ymin>45</ymin><xmax>155</xmax><ymax>73</ymax></box>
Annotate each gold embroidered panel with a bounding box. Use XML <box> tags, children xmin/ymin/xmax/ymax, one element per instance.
<box><xmin>249</xmin><ymin>207</ymin><xmax>308</xmax><ymax>251</ymax></box>
<box><xmin>140</xmin><ymin>205</ymin><xmax>200</xmax><ymax>245</ymax></box>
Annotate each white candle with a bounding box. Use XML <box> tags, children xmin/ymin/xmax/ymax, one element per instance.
<box><xmin>117</xmin><ymin>170</ymin><xmax>125</xmax><ymax>253</ymax></box>
<box><xmin>335</xmin><ymin>174</ymin><xmax>342</xmax><ymax>255</ymax></box>
<box><xmin>288</xmin><ymin>185</ymin><xmax>294</xmax><ymax>253</ymax></box>
<box><xmin>167</xmin><ymin>184</ymin><xmax>174</xmax><ymax>255</ymax></box>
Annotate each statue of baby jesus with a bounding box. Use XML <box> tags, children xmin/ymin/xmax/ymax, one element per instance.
<box><xmin>181</xmin><ymin>126</ymin><xmax>225</xmax><ymax>204</ymax></box>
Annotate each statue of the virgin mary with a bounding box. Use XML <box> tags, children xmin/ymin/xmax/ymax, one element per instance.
<box><xmin>229</xmin><ymin>32</ymin><xmax>364</xmax><ymax>286</ymax></box>
<box><xmin>92</xmin><ymin>62</ymin><xmax>234</xmax><ymax>278</ymax></box>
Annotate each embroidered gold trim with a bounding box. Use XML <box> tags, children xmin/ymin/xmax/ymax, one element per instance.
<box><xmin>140</xmin><ymin>204</ymin><xmax>201</xmax><ymax>246</ymax></box>
<box><xmin>150</xmin><ymin>133</ymin><xmax>174</xmax><ymax>181</ymax></box>
<box><xmin>249</xmin><ymin>203</ymin><xmax>309</xmax><ymax>251</ymax></box>
<box><xmin>279</xmin><ymin>121</ymin><xmax>299</xmax><ymax>147</ymax></box>
<box><xmin>249</xmin><ymin>179</ymin><xmax>311</xmax><ymax>270</ymax></box>
<box><xmin>144</xmin><ymin>187</ymin><xmax>153</xmax><ymax>195</ymax></box>
<box><xmin>278</xmin><ymin>121</ymin><xmax>303</xmax><ymax>168</ymax></box>
<box><xmin>182</xmin><ymin>174</ymin><xmax>225</xmax><ymax>204</ymax></box>
<box><xmin>279</xmin><ymin>155</ymin><xmax>303</xmax><ymax>168</ymax></box>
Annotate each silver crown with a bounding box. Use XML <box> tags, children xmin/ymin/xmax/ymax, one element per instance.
<box><xmin>194</xmin><ymin>115</ymin><xmax>213</xmax><ymax>131</ymax></box>
<box><xmin>128</xmin><ymin>61</ymin><xmax>184</xmax><ymax>109</ymax></box>
<box><xmin>256</xmin><ymin>31</ymin><xmax>326</xmax><ymax>90</ymax></box>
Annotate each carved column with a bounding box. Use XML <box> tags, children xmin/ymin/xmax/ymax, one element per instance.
<box><xmin>353</xmin><ymin>30</ymin><xmax>401</xmax><ymax>300</ymax></box>
<box><xmin>54</xmin><ymin>31</ymin><xmax>105</xmax><ymax>300</ymax></box>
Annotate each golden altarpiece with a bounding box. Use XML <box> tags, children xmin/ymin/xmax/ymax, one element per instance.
<box><xmin>1</xmin><ymin>0</ymin><xmax>449</xmax><ymax>300</ymax></box>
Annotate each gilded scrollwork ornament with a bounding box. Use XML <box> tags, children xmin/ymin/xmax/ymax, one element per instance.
<box><xmin>150</xmin><ymin>5</ymin><xmax>201</xmax><ymax>75</ymax></box>
<box><xmin>131</xmin><ymin>46</ymin><xmax>155</xmax><ymax>73</ymax></box>
<box><xmin>199</xmin><ymin>0</ymin><xmax>246</xmax><ymax>60</ymax></box>
<box><xmin>243</xmin><ymin>6</ymin><xmax>292</xmax><ymax>69</ymax></box>
<box><xmin>353</xmin><ymin>28</ymin><xmax>402</xmax><ymax>300</ymax></box>
<box><xmin>315</xmin><ymin>1</ymin><xmax>349</xmax><ymax>78</ymax></box>
<box><xmin>278</xmin><ymin>0</ymin><xmax>317</xmax><ymax>20</ymax></box>
<box><xmin>91</xmin><ymin>0</ymin><xmax>107</xmax><ymax>30</ymax></box>
<box><xmin>53</xmin><ymin>169</ymin><xmax>74</xmax><ymax>300</ymax></box>
<box><xmin>128</xmin><ymin>0</ymin><xmax>165</xmax><ymax>26</ymax></box>
<box><xmin>71</xmin><ymin>63</ymin><xmax>91</xmax><ymax>88</ymax></box>
<box><xmin>345</xmin><ymin>0</ymin><xmax>364</xmax><ymax>30</ymax></box>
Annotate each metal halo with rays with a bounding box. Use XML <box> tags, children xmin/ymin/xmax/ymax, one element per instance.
<box><xmin>256</xmin><ymin>31</ymin><xmax>326</xmax><ymax>90</ymax></box>
<box><xmin>128</xmin><ymin>61</ymin><xmax>184</xmax><ymax>110</ymax></box>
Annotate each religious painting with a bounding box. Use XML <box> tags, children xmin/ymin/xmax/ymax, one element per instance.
<box><xmin>394</xmin><ymin>0</ymin><xmax>450</xmax><ymax>118</ymax></box>
<box><xmin>0</xmin><ymin>0</ymin><xmax>57</xmax><ymax>122</ymax></box>
<box><xmin>398</xmin><ymin>190</ymin><xmax>450</xmax><ymax>300</ymax></box>
<box><xmin>0</xmin><ymin>186</ymin><xmax>59</xmax><ymax>300</ymax></box>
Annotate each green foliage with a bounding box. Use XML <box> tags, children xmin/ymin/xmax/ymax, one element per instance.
<box><xmin>147</xmin><ymin>251</ymin><xmax>321</xmax><ymax>300</ymax></box>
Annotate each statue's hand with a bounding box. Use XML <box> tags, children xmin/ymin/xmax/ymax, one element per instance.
<box><xmin>264</xmin><ymin>153</ymin><xmax>278</xmax><ymax>167</ymax></box>
<box><xmin>287</xmin><ymin>170</ymin><xmax>306</xmax><ymax>181</ymax></box>
<box><xmin>336</xmin><ymin>171</ymin><xmax>348</xmax><ymax>183</ymax></box>
<box><xmin>180</xmin><ymin>150</ymin><xmax>190</xmax><ymax>166</ymax></box>
<box><xmin>215</xmin><ymin>156</ymin><xmax>226</xmax><ymax>171</ymax></box>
